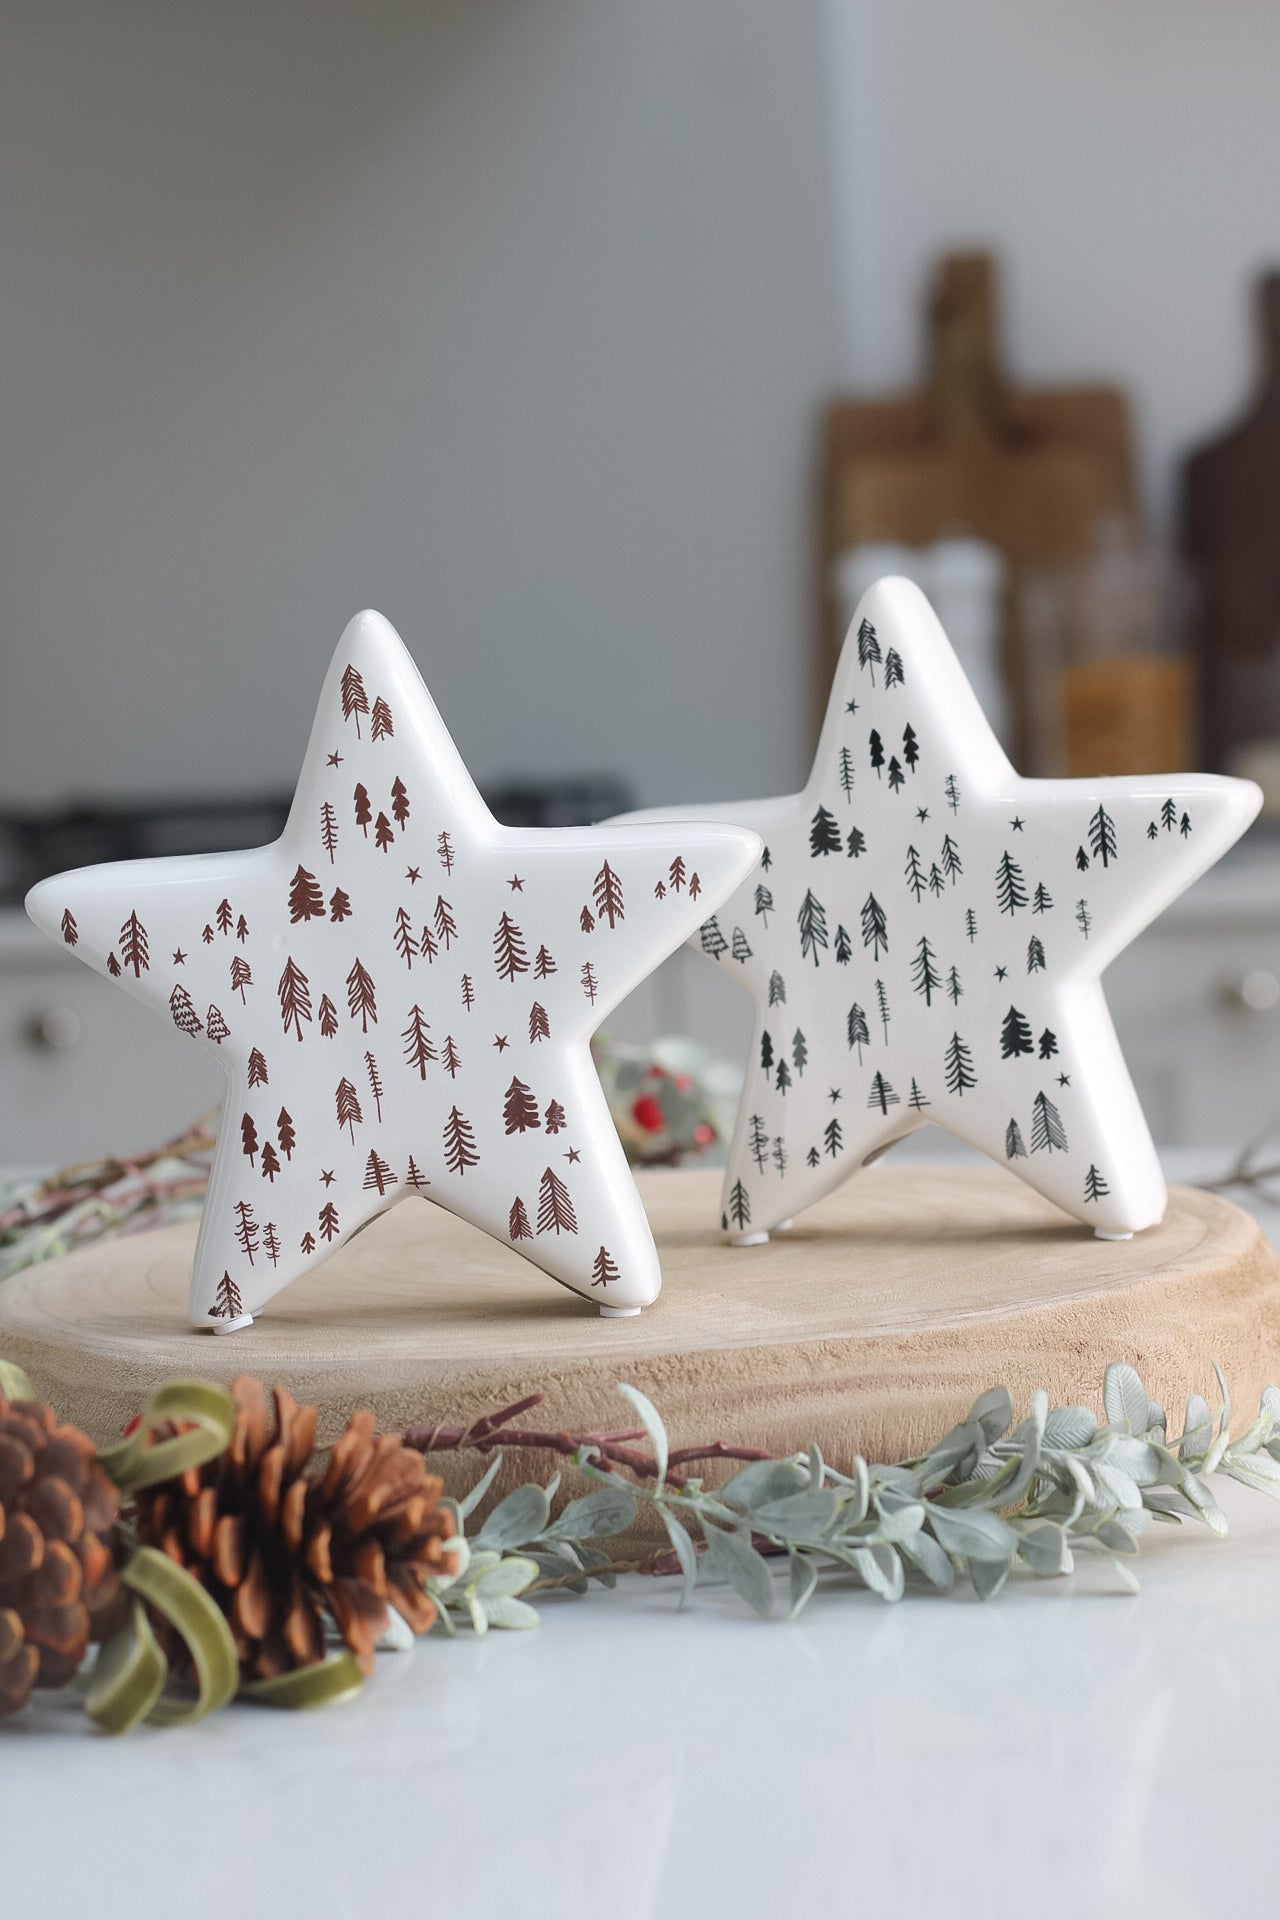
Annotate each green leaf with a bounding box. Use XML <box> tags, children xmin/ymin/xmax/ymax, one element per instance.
<box><xmin>966</xmin><ymin>1386</ymin><xmax>1013</xmax><ymax>1444</ymax></box>
<box><xmin>1104</xmin><ymin>1362</ymin><xmax>1150</xmax><ymax>1435</ymax></box>
<box><xmin>849</xmin><ymin>1544</ymin><xmax>904</xmax><ymax>1601</ymax></box>
<box><xmin>873</xmin><ymin>1502</ymin><xmax>925</xmax><ymax>1544</ymax></box>
<box><xmin>474</xmin><ymin>1484</ymin><xmax>551</xmax><ymax>1551</ymax></box>
<box><xmin>898</xmin><ymin>1531</ymin><xmax>954</xmax><ymax>1590</ymax></box>
<box><xmin>471</xmin><ymin>1555</ymin><xmax>539</xmax><ymax>1601</ymax></box>
<box><xmin>700</xmin><ymin>1522</ymin><xmax>774</xmax><ymax>1616</ymax></box>
<box><xmin>546</xmin><ymin>1486</ymin><xmax>637</xmax><ymax>1540</ymax></box>
<box><xmin>479</xmin><ymin>1596</ymin><xmax>541</xmax><ymax>1631</ymax></box>
<box><xmin>926</xmin><ymin>1505</ymin><xmax>1017</xmax><ymax>1562</ymax></box>
<box><xmin>1043</xmin><ymin>1405</ymin><xmax>1097</xmax><ymax>1449</ymax></box>
<box><xmin>1016</xmin><ymin>1523</ymin><xmax>1070</xmax><ymax>1576</ymax></box>
<box><xmin>718</xmin><ymin>1459</ymin><xmax>808</xmax><ymax>1509</ymax></box>
<box><xmin>659</xmin><ymin>1508</ymin><xmax>699</xmax><ymax>1609</ymax></box>
<box><xmin>1222</xmin><ymin>1453</ymin><xmax>1280</xmax><ymax>1499</ymax></box>
<box><xmin>1101</xmin><ymin>1434</ymin><xmax>1164</xmax><ymax>1486</ymax></box>
<box><xmin>457</xmin><ymin>1454</ymin><xmax>503</xmax><ymax>1520</ymax></box>
<box><xmin>750</xmin><ymin>1489</ymin><xmax>840</xmax><ymax>1541</ymax></box>
<box><xmin>0</xmin><ymin>1358</ymin><xmax>34</xmax><ymax>1402</ymax></box>
<box><xmin>1180</xmin><ymin>1394</ymin><xmax>1214</xmax><ymax>1462</ymax></box>
<box><xmin>1090</xmin><ymin>1460</ymin><xmax>1142</xmax><ymax>1512</ymax></box>
<box><xmin>969</xmin><ymin>1553</ymin><xmax>1012</xmax><ymax>1600</ymax></box>
<box><xmin>617</xmin><ymin>1384</ymin><xmax>668</xmax><ymax>1489</ymax></box>
<box><xmin>788</xmin><ymin>1552</ymin><xmax>819</xmax><ymax>1619</ymax></box>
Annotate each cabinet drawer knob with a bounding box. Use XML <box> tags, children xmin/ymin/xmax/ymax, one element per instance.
<box><xmin>1226</xmin><ymin>969</ymin><xmax>1280</xmax><ymax>1012</ymax></box>
<box><xmin>24</xmin><ymin>1006</ymin><xmax>83</xmax><ymax>1052</ymax></box>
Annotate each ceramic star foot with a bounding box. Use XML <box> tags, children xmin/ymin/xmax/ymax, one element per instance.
<box><xmin>616</xmin><ymin>576</ymin><xmax>1260</xmax><ymax>1242</ymax></box>
<box><xmin>27</xmin><ymin>611</ymin><xmax>760</xmax><ymax>1328</ymax></box>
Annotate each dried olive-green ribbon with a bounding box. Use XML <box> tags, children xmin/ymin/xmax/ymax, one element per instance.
<box><xmin>86</xmin><ymin>1547</ymin><xmax>240</xmax><ymax>1734</ymax></box>
<box><xmin>97</xmin><ymin>1377</ymin><xmax>237</xmax><ymax>1491</ymax></box>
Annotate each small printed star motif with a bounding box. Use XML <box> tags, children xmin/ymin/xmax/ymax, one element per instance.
<box><xmin>172</xmin><ymin>949</ymin><xmax>186</xmax><ymax>965</ymax></box>
<box><xmin>508</xmin><ymin>875</ymin><xmax>525</xmax><ymax>892</ymax></box>
<box><xmin>828</xmin><ymin>1088</ymin><xmax>842</xmax><ymax>1103</ymax></box>
<box><xmin>618</xmin><ymin>577</ymin><xmax>1259</xmax><ymax>1240</ymax></box>
<box><xmin>29</xmin><ymin>610</ymin><xmax>758</xmax><ymax>1326</ymax></box>
<box><xmin>565</xmin><ymin>1146</ymin><xmax>582</xmax><ymax>1164</ymax></box>
<box><xmin>405</xmin><ymin>866</ymin><xmax>421</xmax><ymax>885</ymax></box>
<box><xmin>915</xmin><ymin>807</ymin><xmax>930</xmax><ymax>823</ymax></box>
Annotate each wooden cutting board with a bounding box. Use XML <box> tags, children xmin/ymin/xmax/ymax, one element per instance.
<box><xmin>0</xmin><ymin>1166</ymin><xmax>1272</xmax><ymax>1528</ymax></box>
<box><xmin>818</xmin><ymin>253</ymin><xmax>1141</xmax><ymax>758</ymax></box>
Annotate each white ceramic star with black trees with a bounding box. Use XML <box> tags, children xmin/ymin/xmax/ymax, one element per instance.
<box><xmin>618</xmin><ymin>576</ymin><xmax>1260</xmax><ymax>1243</ymax></box>
<box><xmin>26</xmin><ymin>612</ymin><xmax>759</xmax><ymax>1329</ymax></box>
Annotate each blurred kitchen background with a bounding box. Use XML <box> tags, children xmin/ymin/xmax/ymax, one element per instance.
<box><xmin>2</xmin><ymin>0</ymin><xmax>1280</xmax><ymax>1165</ymax></box>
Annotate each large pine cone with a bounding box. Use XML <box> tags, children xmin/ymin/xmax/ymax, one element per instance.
<box><xmin>0</xmin><ymin>1393</ymin><xmax>121</xmax><ymax>1718</ymax></box>
<box><xmin>134</xmin><ymin>1376</ymin><xmax>456</xmax><ymax>1680</ymax></box>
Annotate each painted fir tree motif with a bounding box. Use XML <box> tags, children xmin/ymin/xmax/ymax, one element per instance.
<box><xmin>610</xmin><ymin>575</ymin><xmax>1258</xmax><ymax>1244</ymax></box>
<box><xmin>23</xmin><ymin>607</ymin><xmax>761</xmax><ymax>1325</ymax></box>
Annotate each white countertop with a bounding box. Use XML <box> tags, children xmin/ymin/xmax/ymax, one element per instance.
<box><xmin>8</xmin><ymin>1151</ymin><xmax>1280</xmax><ymax>1919</ymax></box>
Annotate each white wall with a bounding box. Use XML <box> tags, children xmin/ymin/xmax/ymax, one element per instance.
<box><xmin>0</xmin><ymin>0</ymin><xmax>841</xmax><ymax>809</ymax></box>
<box><xmin>825</xmin><ymin>0</ymin><xmax>1280</xmax><ymax>540</ymax></box>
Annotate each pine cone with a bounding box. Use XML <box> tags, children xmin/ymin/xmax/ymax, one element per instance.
<box><xmin>0</xmin><ymin>1393</ymin><xmax>121</xmax><ymax>1718</ymax></box>
<box><xmin>134</xmin><ymin>1376</ymin><xmax>456</xmax><ymax>1680</ymax></box>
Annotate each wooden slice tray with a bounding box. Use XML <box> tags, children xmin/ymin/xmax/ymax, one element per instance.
<box><xmin>1</xmin><ymin>1169</ymin><xmax>1276</xmax><ymax>1517</ymax></box>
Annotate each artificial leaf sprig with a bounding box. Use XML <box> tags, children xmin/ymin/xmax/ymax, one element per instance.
<box><xmin>416</xmin><ymin>1364</ymin><xmax>1280</xmax><ymax>1621</ymax></box>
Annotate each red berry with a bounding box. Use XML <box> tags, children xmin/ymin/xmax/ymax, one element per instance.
<box><xmin>631</xmin><ymin>1093</ymin><xmax>665</xmax><ymax>1133</ymax></box>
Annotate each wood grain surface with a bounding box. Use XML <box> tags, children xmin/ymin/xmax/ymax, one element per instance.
<box><xmin>0</xmin><ymin>1167</ymin><xmax>1274</xmax><ymax>1535</ymax></box>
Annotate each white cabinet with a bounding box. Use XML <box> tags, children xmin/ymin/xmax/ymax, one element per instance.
<box><xmin>2</xmin><ymin>840</ymin><xmax>1278</xmax><ymax>1167</ymax></box>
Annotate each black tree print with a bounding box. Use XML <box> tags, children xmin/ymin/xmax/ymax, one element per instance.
<box><xmin>902</xmin><ymin>723</ymin><xmax>919</xmax><ymax>771</ymax></box>
<box><xmin>834</xmin><ymin>923</ymin><xmax>852</xmax><ymax>964</ymax></box>
<box><xmin>944</xmin><ymin>774</ymin><xmax>960</xmax><ymax>812</ymax></box>
<box><xmin>946</xmin><ymin>966</ymin><xmax>963</xmax><ymax>1004</ymax></box>
<box><xmin>1000</xmin><ymin>1005</ymin><xmax>1034</xmax><ymax>1058</ymax></box>
<box><xmin>727</xmin><ymin>1180</ymin><xmax>751</xmax><ymax>1230</ymax></box>
<box><xmin>995</xmin><ymin>852</ymin><xmax>1028</xmax><ymax>915</ymax></box>
<box><xmin>798</xmin><ymin>890</ymin><xmax>829</xmax><ymax>966</ymax></box>
<box><xmin>908</xmin><ymin>1079</ymin><xmax>930</xmax><ymax>1111</ymax></box>
<box><xmin>754</xmin><ymin>884</ymin><xmax>773</xmax><ymax>924</ymax></box>
<box><xmin>857</xmin><ymin>618</ymin><xmax>881</xmax><ymax>682</ymax></box>
<box><xmin>886</xmin><ymin>757</ymin><xmax>905</xmax><ymax>793</ymax></box>
<box><xmin>768</xmin><ymin>970</ymin><xmax>786</xmax><ymax>1006</ymax></box>
<box><xmin>700</xmin><ymin>917</ymin><xmax>728</xmax><ymax>960</ymax></box>
<box><xmin>537</xmin><ymin>1166</ymin><xmax>577</xmax><ymax>1234</ymax></box>
<box><xmin>1005</xmin><ymin>1119</ymin><xmax>1027</xmax><ymax>1160</ymax></box>
<box><xmin>1038</xmin><ymin>1029</ymin><xmax>1058</xmax><ymax>1060</ymax></box>
<box><xmin>748</xmin><ymin>1114</ymin><xmax>769</xmax><ymax>1173</ymax></box>
<box><xmin>1032</xmin><ymin>882</ymin><xmax>1053</xmax><ymax>913</ymax></box>
<box><xmin>940</xmin><ymin>835</ymin><xmax>962</xmax><ymax>884</ymax></box>
<box><xmin>964</xmin><ymin>908</ymin><xmax>977</xmax><ymax>943</ymax></box>
<box><xmin>875</xmin><ymin>978</ymin><xmax>890</xmax><ymax>1042</ymax></box>
<box><xmin>847</xmin><ymin>826</ymin><xmax>867</xmax><ymax>858</ymax></box>
<box><xmin>1084</xmin><ymin>1164</ymin><xmax>1110</xmax><ymax>1202</ymax></box>
<box><xmin>868</xmin><ymin>1071</ymin><xmax>898</xmax><ymax>1114</ymax></box>
<box><xmin>1030</xmin><ymin>1091</ymin><xmax>1068</xmax><ymax>1154</ymax></box>
<box><xmin>792</xmin><ymin>1029</ymin><xmax>808</xmax><ymax>1076</ymax></box>
<box><xmin>731</xmin><ymin>927</ymin><xmax>752</xmax><ymax>964</ymax></box>
<box><xmin>775</xmin><ymin>1058</ymin><xmax>792</xmax><ymax>1095</ymax></box>
<box><xmin>443</xmin><ymin>1106</ymin><xmax>480</xmax><ymax>1175</ymax></box>
<box><xmin>905</xmin><ymin>845</ymin><xmax>927</xmax><ymax>901</ymax></box>
<box><xmin>884</xmin><ymin>647</ymin><xmax>904</xmax><ymax>688</ymax></box>
<box><xmin>847</xmin><ymin>1004</ymin><xmax>870</xmax><ymax>1060</ymax></box>
<box><xmin>911</xmin><ymin>934</ymin><xmax>942</xmax><ymax>1005</ymax></box>
<box><xmin>1027</xmin><ymin>935</ymin><xmax>1046</xmax><ymax>973</ymax></box>
<box><xmin>1075</xmin><ymin>900</ymin><xmax>1092</xmax><ymax>939</ymax></box>
<box><xmin>1076</xmin><ymin>846</ymin><xmax>1089</xmax><ymax>872</ymax></box>
<box><xmin>761</xmin><ymin>1031</ymin><xmax>774</xmax><ymax>1071</ymax></box>
<box><xmin>810</xmin><ymin>806</ymin><xmax>842</xmax><ymax>856</ymax></box>
<box><xmin>869</xmin><ymin>729</ymin><xmax>885</xmax><ymax>778</ymax></box>
<box><xmin>860</xmin><ymin>893</ymin><xmax>888</xmax><ymax>960</ymax></box>
<box><xmin>1162</xmin><ymin>798</ymin><xmax>1177</xmax><ymax>832</ymax></box>
<box><xmin>943</xmin><ymin>1032</ymin><xmax>977</xmax><ymax>1096</ymax></box>
<box><xmin>838</xmin><ymin>748</ymin><xmax>855</xmax><ymax>800</ymax></box>
<box><xmin>1088</xmin><ymin>804</ymin><xmax>1118</xmax><ymax>867</ymax></box>
<box><xmin>824</xmin><ymin>1117</ymin><xmax>843</xmax><ymax>1158</ymax></box>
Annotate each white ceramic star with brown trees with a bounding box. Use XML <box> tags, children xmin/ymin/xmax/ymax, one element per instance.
<box><xmin>618</xmin><ymin>577</ymin><xmax>1260</xmax><ymax>1244</ymax></box>
<box><xmin>27</xmin><ymin>611</ymin><xmax>759</xmax><ymax>1329</ymax></box>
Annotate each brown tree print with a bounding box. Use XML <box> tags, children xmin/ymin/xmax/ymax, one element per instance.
<box><xmin>340</xmin><ymin>663</ymin><xmax>369</xmax><ymax>735</ymax></box>
<box><xmin>170</xmin><ymin>985</ymin><xmax>203</xmax><ymax>1036</ymax></box>
<box><xmin>278</xmin><ymin>957</ymin><xmax>313</xmax><ymax>1040</ymax></box>
<box><xmin>536</xmin><ymin>1166</ymin><xmax>578</xmax><ymax>1235</ymax></box>
<box><xmin>335</xmin><ymin>1077</ymin><xmax>363</xmax><ymax>1140</ymax></box>
<box><xmin>60</xmin><ymin>909</ymin><xmax>78</xmax><ymax>947</ymax></box>
<box><xmin>402</xmin><ymin>1006</ymin><xmax>436</xmax><ymax>1078</ymax></box>
<box><xmin>592</xmin><ymin>860</ymin><xmax>625</xmax><ymax>928</ymax></box>
<box><xmin>443</xmin><ymin>1105</ymin><xmax>480</xmax><ymax>1174</ymax></box>
<box><xmin>119</xmin><ymin>911</ymin><xmax>150</xmax><ymax>977</ymax></box>
<box><xmin>346</xmin><ymin>958</ymin><xmax>378</xmax><ymax>1031</ymax></box>
<box><xmin>370</xmin><ymin>695</ymin><xmax>394</xmax><ymax>742</ymax></box>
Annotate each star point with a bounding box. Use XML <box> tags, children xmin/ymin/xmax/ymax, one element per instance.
<box><xmin>28</xmin><ymin>610</ymin><xmax>759</xmax><ymax>1326</ymax></box>
<box><xmin>616</xmin><ymin>577</ymin><xmax>1259</xmax><ymax>1239</ymax></box>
